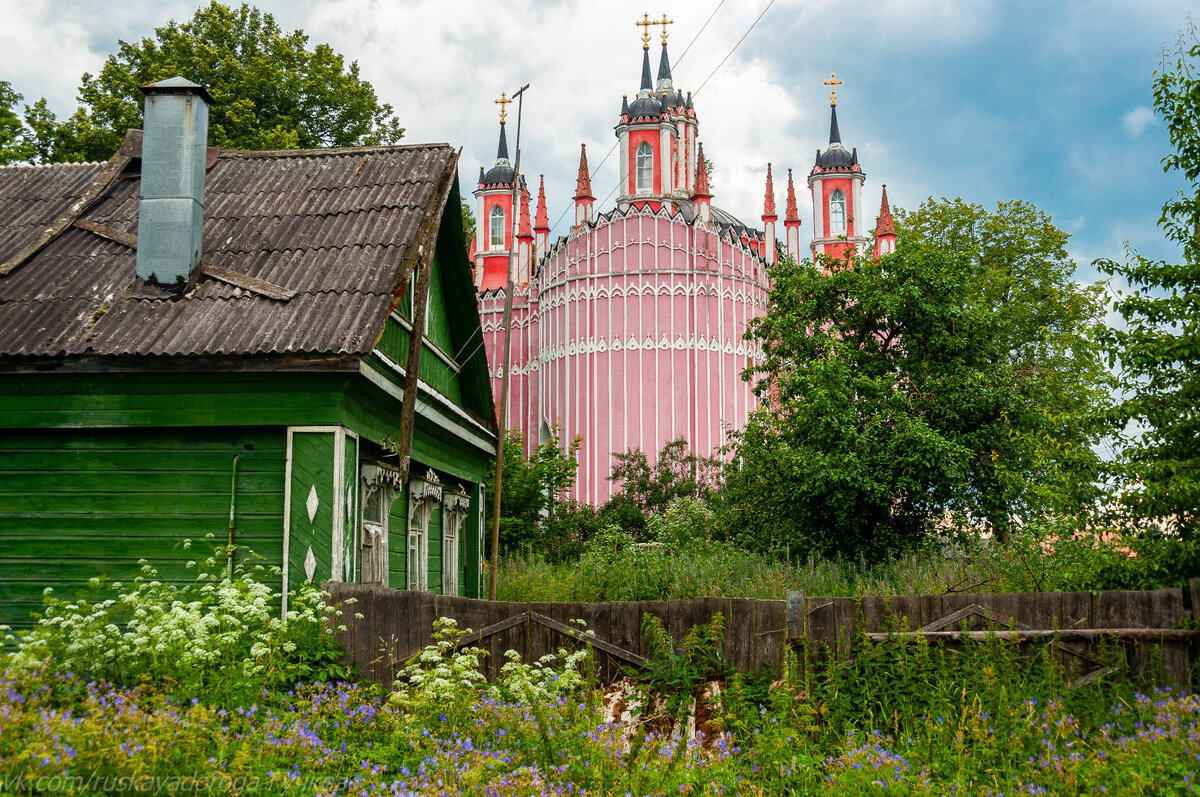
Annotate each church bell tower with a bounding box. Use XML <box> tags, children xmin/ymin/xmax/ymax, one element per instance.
<box><xmin>615</xmin><ymin>15</ymin><xmax>697</xmax><ymax>210</ymax></box>
<box><xmin>808</xmin><ymin>75</ymin><xmax>868</xmax><ymax>261</ymax></box>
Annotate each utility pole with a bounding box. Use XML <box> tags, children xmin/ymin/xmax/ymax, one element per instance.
<box><xmin>489</xmin><ymin>83</ymin><xmax>529</xmax><ymax>601</ymax></box>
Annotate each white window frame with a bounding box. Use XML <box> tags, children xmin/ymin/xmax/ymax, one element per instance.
<box><xmin>360</xmin><ymin>463</ymin><xmax>403</xmax><ymax>586</ymax></box>
<box><xmin>407</xmin><ymin>470</ymin><xmax>442</xmax><ymax>592</ymax></box>
<box><xmin>489</xmin><ymin>205</ymin><xmax>505</xmax><ymax>250</ymax></box>
<box><xmin>636</xmin><ymin>142</ymin><xmax>654</xmax><ymax>193</ymax></box>
<box><xmin>829</xmin><ymin>189</ymin><xmax>847</xmax><ymax>234</ymax></box>
<box><xmin>443</xmin><ymin>490</ymin><xmax>470</xmax><ymax>597</ymax></box>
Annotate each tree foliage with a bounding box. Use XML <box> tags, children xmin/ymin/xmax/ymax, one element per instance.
<box><xmin>1097</xmin><ymin>23</ymin><xmax>1200</xmax><ymax>537</ymax></box>
<box><xmin>602</xmin><ymin>438</ymin><xmax>722</xmax><ymax>540</ymax></box>
<box><xmin>485</xmin><ymin>427</ymin><xmax>580</xmax><ymax>555</ymax></box>
<box><xmin>728</xmin><ymin>212</ymin><xmax>1110</xmax><ymax>559</ymax></box>
<box><xmin>28</xmin><ymin>2</ymin><xmax>403</xmax><ymax>162</ymax></box>
<box><xmin>0</xmin><ymin>81</ymin><xmax>34</xmax><ymax>164</ymax></box>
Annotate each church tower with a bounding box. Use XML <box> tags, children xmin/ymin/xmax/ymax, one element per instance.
<box><xmin>616</xmin><ymin>15</ymin><xmax>697</xmax><ymax>210</ymax></box>
<box><xmin>808</xmin><ymin>75</ymin><xmax>867</xmax><ymax>261</ymax></box>
<box><xmin>474</xmin><ymin>94</ymin><xmax>525</xmax><ymax>290</ymax></box>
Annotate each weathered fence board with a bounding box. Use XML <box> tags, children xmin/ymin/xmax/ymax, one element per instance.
<box><xmin>323</xmin><ymin>583</ymin><xmax>1200</xmax><ymax>690</ymax></box>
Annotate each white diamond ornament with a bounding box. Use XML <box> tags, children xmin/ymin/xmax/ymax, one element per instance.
<box><xmin>304</xmin><ymin>546</ymin><xmax>317</xmax><ymax>582</ymax></box>
<box><xmin>306</xmin><ymin>485</ymin><xmax>319</xmax><ymax>523</ymax></box>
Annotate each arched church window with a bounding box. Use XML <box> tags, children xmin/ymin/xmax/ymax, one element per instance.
<box><xmin>489</xmin><ymin>205</ymin><xmax>505</xmax><ymax>250</ymax></box>
<box><xmin>636</xmin><ymin>142</ymin><xmax>654</xmax><ymax>193</ymax></box>
<box><xmin>829</xmin><ymin>189</ymin><xmax>847</xmax><ymax>234</ymax></box>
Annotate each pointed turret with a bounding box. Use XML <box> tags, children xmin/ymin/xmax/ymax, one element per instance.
<box><xmin>785</xmin><ymin>168</ymin><xmax>802</xmax><ymax>262</ymax></box>
<box><xmin>873</xmin><ymin>184</ymin><xmax>897</xmax><ymax>259</ymax></box>
<box><xmin>640</xmin><ymin>45</ymin><xmax>653</xmax><ymax>92</ymax></box>
<box><xmin>762</xmin><ymin>164</ymin><xmax>778</xmax><ymax>265</ymax></box>
<box><xmin>828</xmin><ymin>106</ymin><xmax>842</xmax><ymax>146</ymax></box>
<box><xmin>517</xmin><ymin>176</ymin><xmax>533</xmax><ymax>285</ymax></box>
<box><xmin>691</xmin><ymin>144</ymin><xmax>712</xmax><ymax>223</ymax></box>
<box><xmin>657</xmin><ymin>43</ymin><xmax>673</xmax><ymax>88</ymax></box>
<box><xmin>574</xmin><ymin>144</ymin><xmax>594</xmax><ymax>227</ymax></box>
<box><xmin>534</xmin><ymin>174</ymin><xmax>550</xmax><ymax>254</ymax></box>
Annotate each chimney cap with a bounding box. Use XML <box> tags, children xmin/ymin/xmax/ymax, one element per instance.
<box><xmin>140</xmin><ymin>76</ymin><xmax>214</xmax><ymax>105</ymax></box>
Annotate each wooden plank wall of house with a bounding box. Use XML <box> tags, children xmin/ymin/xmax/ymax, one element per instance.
<box><xmin>326</xmin><ymin>583</ymin><xmax>1198</xmax><ymax>690</ymax></box>
<box><xmin>0</xmin><ymin>427</ymin><xmax>287</xmax><ymax>631</ymax></box>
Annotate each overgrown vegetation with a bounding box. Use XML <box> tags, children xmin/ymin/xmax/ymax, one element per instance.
<box><xmin>1</xmin><ymin>543</ymin><xmax>349</xmax><ymax>707</ymax></box>
<box><xmin>3</xmin><ymin>574</ymin><xmax>1196</xmax><ymax>795</ymax></box>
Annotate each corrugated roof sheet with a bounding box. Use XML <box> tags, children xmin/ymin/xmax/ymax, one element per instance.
<box><xmin>0</xmin><ymin>143</ymin><xmax>456</xmax><ymax>358</ymax></box>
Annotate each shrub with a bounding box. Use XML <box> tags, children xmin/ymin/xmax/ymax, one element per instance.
<box><xmin>1</xmin><ymin>543</ymin><xmax>348</xmax><ymax>705</ymax></box>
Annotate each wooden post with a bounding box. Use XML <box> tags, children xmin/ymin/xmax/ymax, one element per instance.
<box><xmin>488</xmin><ymin>82</ymin><xmax>530</xmax><ymax>602</ymax></box>
<box><xmin>786</xmin><ymin>590</ymin><xmax>806</xmax><ymax>642</ymax></box>
<box><xmin>395</xmin><ymin>245</ymin><xmax>433</xmax><ymax>482</ymax></box>
<box><xmin>1189</xmin><ymin>578</ymin><xmax>1200</xmax><ymax>619</ymax></box>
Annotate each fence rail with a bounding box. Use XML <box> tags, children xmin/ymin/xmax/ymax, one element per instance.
<box><xmin>324</xmin><ymin>581</ymin><xmax>1200</xmax><ymax>690</ymax></box>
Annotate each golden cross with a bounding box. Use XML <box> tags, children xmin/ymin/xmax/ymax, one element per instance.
<box><xmin>494</xmin><ymin>92</ymin><xmax>510</xmax><ymax>123</ymax></box>
<box><xmin>657</xmin><ymin>14</ymin><xmax>674</xmax><ymax>45</ymax></box>
<box><xmin>824</xmin><ymin>73</ymin><xmax>843</xmax><ymax>106</ymax></box>
<box><xmin>636</xmin><ymin>13</ymin><xmax>654</xmax><ymax>49</ymax></box>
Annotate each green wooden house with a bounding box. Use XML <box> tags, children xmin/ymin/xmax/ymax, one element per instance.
<box><xmin>0</xmin><ymin>79</ymin><xmax>496</xmax><ymax>631</ymax></box>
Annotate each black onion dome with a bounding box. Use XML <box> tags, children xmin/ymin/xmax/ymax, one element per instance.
<box><xmin>818</xmin><ymin>145</ymin><xmax>854</xmax><ymax>169</ymax></box>
<box><xmin>481</xmin><ymin>121</ymin><xmax>516</xmax><ymax>187</ymax></box>
<box><xmin>481</xmin><ymin>162</ymin><xmax>515</xmax><ymax>187</ymax></box>
<box><xmin>628</xmin><ymin>93</ymin><xmax>663</xmax><ymax>119</ymax></box>
<box><xmin>816</xmin><ymin>106</ymin><xmax>854</xmax><ymax>169</ymax></box>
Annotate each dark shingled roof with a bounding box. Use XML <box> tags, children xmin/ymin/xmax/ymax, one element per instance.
<box><xmin>0</xmin><ymin>136</ymin><xmax>458</xmax><ymax>359</ymax></box>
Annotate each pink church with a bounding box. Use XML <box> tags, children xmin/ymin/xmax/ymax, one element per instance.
<box><xmin>473</xmin><ymin>27</ymin><xmax>897</xmax><ymax>505</ymax></box>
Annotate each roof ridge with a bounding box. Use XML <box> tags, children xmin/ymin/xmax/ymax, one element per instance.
<box><xmin>0</xmin><ymin>160</ymin><xmax>104</xmax><ymax>169</ymax></box>
<box><xmin>220</xmin><ymin>142</ymin><xmax>453</xmax><ymax>159</ymax></box>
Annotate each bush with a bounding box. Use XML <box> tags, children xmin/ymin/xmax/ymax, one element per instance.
<box><xmin>1</xmin><ymin>543</ymin><xmax>349</xmax><ymax>706</ymax></box>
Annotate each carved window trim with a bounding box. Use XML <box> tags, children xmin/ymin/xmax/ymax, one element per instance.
<box><xmin>407</xmin><ymin>469</ymin><xmax>442</xmax><ymax>591</ymax></box>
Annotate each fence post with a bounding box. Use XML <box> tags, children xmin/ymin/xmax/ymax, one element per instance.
<box><xmin>1190</xmin><ymin>579</ymin><xmax>1200</xmax><ymax>618</ymax></box>
<box><xmin>786</xmin><ymin>590</ymin><xmax>806</xmax><ymax>642</ymax></box>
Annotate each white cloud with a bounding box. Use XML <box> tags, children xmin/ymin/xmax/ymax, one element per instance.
<box><xmin>1122</xmin><ymin>106</ymin><xmax>1157</xmax><ymax>139</ymax></box>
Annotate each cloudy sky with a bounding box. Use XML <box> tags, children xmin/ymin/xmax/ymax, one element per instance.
<box><xmin>3</xmin><ymin>0</ymin><xmax>1192</xmax><ymax>278</ymax></box>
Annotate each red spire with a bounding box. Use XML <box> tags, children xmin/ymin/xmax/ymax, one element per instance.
<box><xmin>534</xmin><ymin>174</ymin><xmax>550</xmax><ymax>232</ymax></box>
<box><xmin>518</xmin><ymin>180</ymin><xmax>533</xmax><ymax>238</ymax></box>
<box><xmin>574</xmin><ymin>144</ymin><xmax>594</xmax><ymax>200</ymax></box>
<box><xmin>785</xmin><ymin>168</ymin><xmax>799</xmax><ymax>222</ymax></box>
<box><xmin>875</xmin><ymin>184</ymin><xmax>895</xmax><ymax>236</ymax></box>
<box><xmin>692</xmin><ymin>143</ymin><xmax>712</xmax><ymax>199</ymax></box>
<box><xmin>762</xmin><ymin>163</ymin><xmax>777</xmax><ymax>219</ymax></box>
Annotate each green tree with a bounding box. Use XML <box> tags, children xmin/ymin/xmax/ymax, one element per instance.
<box><xmin>895</xmin><ymin>198</ymin><xmax>1114</xmax><ymax>529</ymax></box>
<box><xmin>485</xmin><ymin>427</ymin><xmax>580</xmax><ymax>554</ymax></box>
<box><xmin>602</xmin><ymin>438</ymin><xmax>722</xmax><ymax>540</ymax></box>
<box><xmin>1097</xmin><ymin>23</ymin><xmax>1200</xmax><ymax>538</ymax></box>
<box><xmin>0</xmin><ymin>81</ymin><xmax>34</xmax><ymax>164</ymax></box>
<box><xmin>729</xmin><ymin>229</ymin><xmax>1109</xmax><ymax>559</ymax></box>
<box><xmin>30</xmin><ymin>2</ymin><xmax>403</xmax><ymax>162</ymax></box>
<box><xmin>461</xmin><ymin>197</ymin><xmax>477</xmax><ymax>252</ymax></box>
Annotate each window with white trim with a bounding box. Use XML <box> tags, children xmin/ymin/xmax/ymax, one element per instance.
<box><xmin>442</xmin><ymin>490</ymin><xmax>470</xmax><ymax>597</ymax></box>
<box><xmin>360</xmin><ymin>463</ymin><xmax>403</xmax><ymax>587</ymax></box>
<box><xmin>408</xmin><ymin>470</ymin><xmax>442</xmax><ymax>591</ymax></box>
<box><xmin>489</xmin><ymin>205</ymin><xmax>505</xmax><ymax>250</ymax></box>
<box><xmin>636</xmin><ymin>142</ymin><xmax>654</xmax><ymax>193</ymax></box>
<box><xmin>829</xmin><ymin>189</ymin><xmax>847</xmax><ymax>234</ymax></box>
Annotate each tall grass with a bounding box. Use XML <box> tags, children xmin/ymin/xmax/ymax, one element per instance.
<box><xmin>497</xmin><ymin>542</ymin><xmax>996</xmax><ymax>602</ymax></box>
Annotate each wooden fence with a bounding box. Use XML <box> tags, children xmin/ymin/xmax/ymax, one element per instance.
<box><xmin>324</xmin><ymin>582</ymin><xmax>1200</xmax><ymax>690</ymax></box>
<box><xmin>324</xmin><ymin>584</ymin><xmax>785</xmax><ymax>685</ymax></box>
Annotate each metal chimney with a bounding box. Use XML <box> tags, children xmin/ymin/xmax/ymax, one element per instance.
<box><xmin>135</xmin><ymin>77</ymin><xmax>212</xmax><ymax>287</ymax></box>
